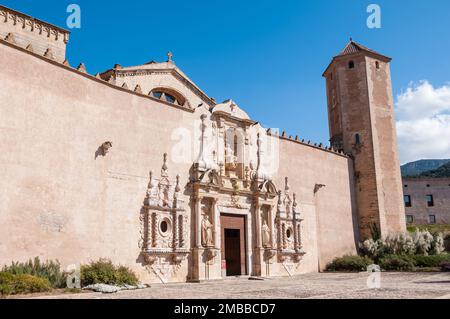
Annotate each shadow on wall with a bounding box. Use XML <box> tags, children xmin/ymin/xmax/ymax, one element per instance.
<box><xmin>348</xmin><ymin>160</ymin><xmax>360</xmax><ymax>248</ymax></box>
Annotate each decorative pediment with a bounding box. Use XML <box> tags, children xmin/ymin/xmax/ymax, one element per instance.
<box><xmin>212</xmin><ymin>99</ymin><xmax>250</xmax><ymax>120</ymax></box>
<box><xmin>145</xmin><ymin>153</ymin><xmax>184</xmax><ymax>211</ymax></box>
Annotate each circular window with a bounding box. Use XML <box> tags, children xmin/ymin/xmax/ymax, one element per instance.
<box><xmin>160</xmin><ymin>220</ymin><xmax>169</xmax><ymax>234</ymax></box>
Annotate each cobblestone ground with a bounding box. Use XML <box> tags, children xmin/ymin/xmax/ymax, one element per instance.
<box><xmin>26</xmin><ymin>272</ymin><xmax>450</xmax><ymax>299</ymax></box>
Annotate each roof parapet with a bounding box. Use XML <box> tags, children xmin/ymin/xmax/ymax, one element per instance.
<box><xmin>0</xmin><ymin>5</ymin><xmax>70</xmax><ymax>63</ymax></box>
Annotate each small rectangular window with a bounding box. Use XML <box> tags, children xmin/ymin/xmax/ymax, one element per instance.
<box><xmin>406</xmin><ymin>215</ymin><xmax>414</xmax><ymax>224</ymax></box>
<box><xmin>426</xmin><ymin>195</ymin><xmax>434</xmax><ymax>207</ymax></box>
<box><xmin>404</xmin><ymin>195</ymin><xmax>412</xmax><ymax>207</ymax></box>
<box><xmin>429</xmin><ymin>215</ymin><xmax>436</xmax><ymax>224</ymax></box>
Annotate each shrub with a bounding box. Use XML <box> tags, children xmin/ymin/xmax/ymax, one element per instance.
<box><xmin>12</xmin><ymin>274</ymin><xmax>52</xmax><ymax>294</ymax></box>
<box><xmin>440</xmin><ymin>262</ymin><xmax>450</xmax><ymax>272</ymax></box>
<box><xmin>2</xmin><ymin>257</ymin><xmax>66</xmax><ymax>288</ymax></box>
<box><xmin>431</xmin><ymin>233</ymin><xmax>445</xmax><ymax>255</ymax></box>
<box><xmin>410</xmin><ymin>254</ymin><xmax>450</xmax><ymax>268</ymax></box>
<box><xmin>80</xmin><ymin>259</ymin><xmax>138</xmax><ymax>287</ymax></box>
<box><xmin>116</xmin><ymin>266</ymin><xmax>139</xmax><ymax>286</ymax></box>
<box><xmin>0</xmin><ymin>272</ymin><xmax>15</xmax><ymax>295</ymax></box>
<box><xmin>359</xmin><ymin>230</ymin><xmax>445</xmax><ymax>260</ymax></box>
<box><xmin>0</xmin><ymin>272</ymin><xmax>51</xmax><ymax>296</ymax></box>
<box><xmin>326</xmin><ymin>255</ymin><xmax>374</xmax><ymax>272</ymax></box>
<box><xmin>412</xmin><ymin>229</ymin><xmax>434</xmax><ymax>255</ymax></box>
<box><xmin>379</xmin><ymin>255</ymin><xmax>414</xmax><ymax>271</ymax></box>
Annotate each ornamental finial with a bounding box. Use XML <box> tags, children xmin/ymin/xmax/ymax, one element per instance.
<box><xmin>167</xmin><ymin>51</ymin><xmax>173</xmax><ymax>62</ymax></box>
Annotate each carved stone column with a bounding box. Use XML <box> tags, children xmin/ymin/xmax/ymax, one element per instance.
<box><xmin>195</xmin><ymin>195</ymin><xmax>203</xmax><ymax>248</ymax></box>
<box><xmin>252</xmin><ymin>196</ymin><xmax>262</xmax><ymax>277</ymax></box>
<box><xmin>254</xmin><ymin>199</ymin><xmax>262</xmax><ymax>250</ymax></box>
<box><xmin>268</xmin><ymin>205</ymin><xmax>275</xmax><ymax>248</ymax></box>
<box><xmin>212</xmin><ymin>198</ymin><xmax>220</xmax><ymax>250</ymax></box>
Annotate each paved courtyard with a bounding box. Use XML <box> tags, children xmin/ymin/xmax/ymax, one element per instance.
<box><xmin>25</xmin><ymin>272</ymin><xmax>450</xmax><ymax>299</ymax></box>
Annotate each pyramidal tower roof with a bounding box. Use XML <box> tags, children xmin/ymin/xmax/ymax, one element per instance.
<box><xmin>323</xmin><ymin>39</ymin><xmax>391</xmax><ymax>76</ymax></box>
<box><xmin>337</xmin><ymin>40</ymin><xmax>390</xmax><ymax>59</ymax></box>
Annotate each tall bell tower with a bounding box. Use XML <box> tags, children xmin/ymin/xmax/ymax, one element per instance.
<box><xmin>323</xmin><ymin>40</ymin><xmax>406</xmax><ymax>239</ymax></box>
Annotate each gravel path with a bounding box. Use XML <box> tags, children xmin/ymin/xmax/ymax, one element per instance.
<box><xmin>22</xmin><ymin>272</ymin><xmax>450</xmax><ymax>299</ymax></box>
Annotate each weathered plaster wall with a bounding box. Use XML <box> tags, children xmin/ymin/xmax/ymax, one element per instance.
<box><xmin>365</xmin><ymin>56</ymin><xmax>406</xmax><ymax>234</ymax></box>
<box><xmin>0</xmin><ymin>42</ymin><xmax>358</xmax><ymax>282</ymax></box>
<box><xmin>0</xmin><ymin>42</ymin><xmax>197</xmax><ymax>283</ymax></box>
<box><xmin>275</xmin><ymin>138</ymin><xmax>358</xmax><ymax>271</ymax></box>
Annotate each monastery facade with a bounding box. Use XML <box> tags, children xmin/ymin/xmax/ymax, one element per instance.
<box><xmin>0</xmin><ymin>5</ymin><xmax>406</xmax><ymax>283</ymax></box>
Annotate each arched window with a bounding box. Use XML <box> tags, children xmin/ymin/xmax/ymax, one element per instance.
<box><xmin>348</xmin><ymin>60</ymin><xmax>355</xmax><ymax>69</ymax></box>
<box><xmin>233</xmin><ymin>135</ymin><xmax>238</xmax><ymax>157</ymax></box>
<box><xmin>150</xmin><ymin>87</ymin><xmax>188</xmax><ymax>107</ymax></box>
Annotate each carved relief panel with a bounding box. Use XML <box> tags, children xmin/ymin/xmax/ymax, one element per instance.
<box><xmin>139</xmin><ymin>153</ymin><xmax>189</xmax><ymax>278</ymax></box>
<box><xmin>274</xmin><ymin>177</ymin><xmax>305</xmax><ymax>263</ymax></box>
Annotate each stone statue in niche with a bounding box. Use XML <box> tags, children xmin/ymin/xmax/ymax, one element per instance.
<box><xmin>201</xmin><ymin>214</ymin><xmax>214</xmax><ymax>247</ymax></box>
<box><xmin>262</xmin><ymin>220</ymin><xmax>271</xmax><ymax>248</ymax></box>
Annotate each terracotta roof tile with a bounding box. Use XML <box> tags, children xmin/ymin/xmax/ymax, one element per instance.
<box><xmin>338</xmin><ymin>40</ymin><xmax>386</xmax><ymax>58</ymax></box>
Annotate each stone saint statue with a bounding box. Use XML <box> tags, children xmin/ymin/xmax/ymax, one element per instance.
<box><xmin>262</xmin><ymin>220</ymin><xmax>271</xmax><ymax>248</ymax></box>
<box><xmin>201</xmin><ymin>214</ymin><xmax>214</xmax><ymax>247</ymax></box>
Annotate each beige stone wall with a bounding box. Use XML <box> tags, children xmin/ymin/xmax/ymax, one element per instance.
<box><xmin>0</xmin><ymin>41</ymin><xmax>358</xmax><ymax>282</ymax></box>
<box><xmin>403</xmin><ymin>177</ymin><xmax>450</xmax><ymax>224</ymax></box>
<box><xmin>275</xmin><ymin>138</ymin><xmax>358</xmax><ymax>271</ymax></box>
<box><xmin>365</xmin><ymin>56</ymin><xmax>406</xmax><ymax>234</ymax></box>
<box><xmin>0</xmin><ymin>6</ymin><xmax>69</xmax><ymax>63</ymax></box>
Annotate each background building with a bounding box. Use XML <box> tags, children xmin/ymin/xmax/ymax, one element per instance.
<box><xmin>401</xmin><ymin>160</ymin><xmax>450</xmax><ymax>225</ymax></box>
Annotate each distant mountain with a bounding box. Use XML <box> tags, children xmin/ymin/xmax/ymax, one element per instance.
<box><xmin>401</xmin><ymin>159</ymin><xmax>450</xmax><ymax>177</ymax></box>
<box><xmin>420</xmin><ymin>162</ymin><xmax>450</xmax><ymax>178</ymax></box>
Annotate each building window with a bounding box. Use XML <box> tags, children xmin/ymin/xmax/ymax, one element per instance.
<box><xmin>355</xmin><ymin>133</ymin><xmax>361</xmax><ymax>145</ymax></box>
<box><xmin>406</xmin><ymin>215</ymin><xmax>414</xmax><ymax>224</ymax></box>
<box><xmin>150</xmin><ymin>88</ymin><xmax>187</xmax><ymax>107</ymax></box>
<box><xmin>152</xmin><ymin>91</ymin><xmax>162</xmax><ymax>99</ymax></box>
<box><xmin>375</xmin><ymin>61</ymin><xmax>380</xmax><ymax>69</ymax></box>
<box><xmin>404</xmin><ymin>195</ymin><xmax>412</xmax><ymax>207</ymax></box>
<box><xmin>404</xmin><ymin>185</ymin><xmax>408</xmax><ymax>188</ymax></box>
<box><xmin>152</xmin><ymin>91</ymin><xmax>177</xmax><ymax>104</ymax></box>
<box><xmin>348</xmin><ymin>61</ymin><xmax>355</xmax><ymax>69</ymax></box>
<box><xmin>429</xmin><ymin>215</ymin><xmax>436</xmax><ymax>224</ymax></box>
<box><xmin>426</xmin><ymin>195</ymin><xmax>434</xmax><ymax>207</ymax></box>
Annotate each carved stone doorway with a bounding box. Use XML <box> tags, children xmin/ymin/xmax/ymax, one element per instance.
<box><xmin>221</xmin><ymin>214</ymin><xmax>246</xmax><ymax>276</ymax></box>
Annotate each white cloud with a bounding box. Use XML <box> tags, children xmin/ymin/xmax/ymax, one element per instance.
<box><xmin>395</xmin><ymin>81</ymin><xmax>450</xmax><ymax>164</ymax></box>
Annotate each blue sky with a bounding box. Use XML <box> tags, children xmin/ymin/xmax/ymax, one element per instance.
<box><xmin>3</xmin><ymin>0</ymin><xmax>450</xmax><ymax>163</ymax></box>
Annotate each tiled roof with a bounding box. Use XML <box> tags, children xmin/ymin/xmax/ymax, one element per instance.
<box><xmin>338</xmin><ymin>40</ymin><xmax>386</xmax><ymax>58</ymax></box>
<box><xmin>322</xmin><ymin>40</ymin><xmax>391</xmax><ymax>76</ymax></box>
